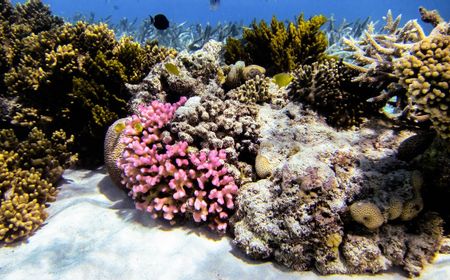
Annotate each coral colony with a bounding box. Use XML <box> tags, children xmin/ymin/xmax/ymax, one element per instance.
<box><xmin>117</xmin><ymin>98</ymin><xmax>238</xmax><ymax>232</ymax></box>
<box><xmin>1</xmin><ymin>0</ymin><xmax>449</xmax><ymax>278</ymax></box>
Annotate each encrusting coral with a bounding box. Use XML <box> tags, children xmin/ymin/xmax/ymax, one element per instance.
<box><xmin>224</xmin><ymin>14</ymin><xmax>329</xmax><ymax>75</ymax></box>
<box><xmin>117</xmin><ymin>98</ymin><xmax>239</xmax><ymax>232</ymax></box>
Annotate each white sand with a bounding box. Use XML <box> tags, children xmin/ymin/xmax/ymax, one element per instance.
<box><xmin>0</xmin><ymin>168</ymin><xmax>449</xmax><ymax>280</ymax></box>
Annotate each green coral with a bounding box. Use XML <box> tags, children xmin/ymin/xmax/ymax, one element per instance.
<box><xmin>0</xmin><ymin>2</ymin><xmax>175</xmax><ymax>166</ymax></box>
<box><xmin>225</xmin><ymin>14</ymin><xmax>328</xmax><ymax>75</ymax></box>
<box><xmin>289</xmin><ymin>59</ymin><xmax>382</xmax><ymax>128</ymax></box>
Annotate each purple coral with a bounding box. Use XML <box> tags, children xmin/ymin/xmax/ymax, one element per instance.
<box><xmin>118</xmin><ymin>97</ymin><xmax>238</xmax><ymax>232</ymax></box>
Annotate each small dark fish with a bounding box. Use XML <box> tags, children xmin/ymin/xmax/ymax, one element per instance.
<box><xmin>150</xmin><ymin>14</ymin><xmax>169</xmax><ymax>30</ymax></box>
<box><xmin>210</xmin><ymin>0</ymin><xmax>220</xmax><ymax>11</ymax></box>
<box><xmin>113</xmin><ymin>5</ymin><xmax>119</xmax><ymax>10</ymax></box>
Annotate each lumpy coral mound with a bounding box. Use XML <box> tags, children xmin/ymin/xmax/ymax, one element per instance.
<box><xmin>231</xmin><ymin>103</ymin><xmax>443</xmax><ymax>277</ymax></box>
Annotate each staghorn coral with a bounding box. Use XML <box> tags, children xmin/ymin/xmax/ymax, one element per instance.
<box><xmin>117</xmin><ymin>98</ymin><xmax>239</xmax><ymax>232</ymax></box>
<box><xmin>342</xmin><ymin>9</ymin><xmax>450</xmax><ymax>138</ymax></box>
<box><xmin>289</xmin><ymin>59</ymin><xmax>382</xmax><ymax>128</ymax></box>
<box><xmin>224</xmin><ymin>14</ymin><xmax>328</xmax><ymax>75</ymax></box>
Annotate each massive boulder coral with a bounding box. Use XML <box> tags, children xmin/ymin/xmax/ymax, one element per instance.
<box><xmin>116</xmin><ymin>98</ymin><xmax>239</xmax><ymax>232</ymax></box>
<box><xmin>170</xmin><ymin>94</ymin><xmax>260</xmax><ymax>163</ymax></box>
<box><xmin>289</xmin><ymin>59</ymin><xmax>382</xmax><ymax>128</ymax></box>
<box><xmin>224</xmin><ymin>14</ymin><xmax>329</xmax><ymax>75</ymax></box>
<box><xmin>231</xmin><ymin>103</ymin><xmax>443</xmax><ymax>277</ymax></box>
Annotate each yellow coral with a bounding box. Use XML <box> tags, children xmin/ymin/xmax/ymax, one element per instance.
<box><xmin>400</xmin><ymin>196</ymin><xmax>424</xmax><ymax>221</ymax></box>
<box><xmin>326</xmin><ymin>232</ymin><xmax>343</xmax><ymax>248</ymax></box>
<box><xmin>395</xmin><ymin>29</ymin><xmax>450</xmax><ymax>139</ymax></box>
<box><xmin>349</xmin><ymin>201</ymin><xmax>384</xmax><ymax>230</ymax></box>
<box><xmin>255</xmin><ymin>154</ymin><xmax>273</xmax><ymax>179</ymax></box>
<box><xmin>104</xmin><ymin>118</ymin><xmax>128</xmax><ymax>188</ymax></box>
<box><xmin>225</xmin><ymin>14</ymin><xmax>328</xmax><ymax>75</ymax></box>
<box><xmin>387</xmin><ymin>198</ymin><xmax>404</xmax><ymax>220</ymax></box>
<box><xmin>0</xmin><ymin>193</ymin><xmax>47</xmax><ymax>243</ymax></box>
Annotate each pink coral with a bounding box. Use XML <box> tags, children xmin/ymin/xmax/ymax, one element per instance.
<box><xmin>118</xmin><ymin>97</ymin><xmax>238</xmax><ymax>232</ymax></box>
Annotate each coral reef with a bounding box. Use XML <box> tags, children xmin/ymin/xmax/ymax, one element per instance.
<box><xmin>0</xmin><ymin>1</ymin><xmax>175</xmax><ymax>166</ymax></box>
<box><xmin>117</xmin><ymin>98</ymin><xmax>239</xmax><ymax>232</ymax></box>
<box><xmin>289</xmin><ymin>59</ymin><xmax>382</xmax><ymax>128</ymax></box>
<box><xmin>224</xmin><ymin>14</ymin><xmax>328</xmax><ymax>75</ymax></box>
<box><xmin>341</xmin><ymin>9</ymin><xmax>450</xmax><ymax>139</ymax></box>
<box><xmin>418</xmin><ymin>137</ymin><xmax>450</xmax><ymax>227</ymax></box>
<box><xmin>231</xmin><ymin>102</ymin><xmax>442</xmax><ymax>276</ymax></box>
<box><xmin>104</xmin><ymin>118</ymin><xmax>129</xmax><ymax>188</ymax></box>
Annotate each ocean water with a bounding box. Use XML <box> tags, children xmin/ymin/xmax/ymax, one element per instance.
<box><xmin>10</xmin><ymin>0</ymin><xmax>450</xmax><ymax>29</ymax></box>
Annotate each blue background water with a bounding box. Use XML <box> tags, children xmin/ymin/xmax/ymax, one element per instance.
<box><xmin>10</xmin><ymin>0</ymin><xmax>450</xmax><ymax>27</ymax></box>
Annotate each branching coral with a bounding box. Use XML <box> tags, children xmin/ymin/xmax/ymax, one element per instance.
<box><xmin>0</xmin><ymin>150</ymin><xmax>55</xmax><ymax>244</ymax></box>
<box><xmin>224</xmin><ymin>14</ymin><xmax>328</xmax><ymax>75</ymax></box>
<box><xmin>289</xmin><ymin>59</ymin><xmax>382</xmax><ymax>128</ymax></box>
<box><xmin>0</xmin><ymin>2</ymin><xmax>176</xmax><ymax>166</ymax></box>
<box><xmin>0</xmin><ymin>128</ymin><xmax>77</xmax><ymax>184</ymax></box>
<box><xmin>394</xmin><ymin>28</ymin><xmax>450</xmax><ymax>139</ymax></box>
<box><xmin>226</xmin><ymin>75</ymin><xmax>272</xmax><ymax>104</ymax></box>
<box><xmin>341</xmin><ymin>9</ymin><xmax>450</xmax><ymax>138</ymax></box>
<box><xmin>117</xmin><ymin>98</ymin><xmax>239</xmax><ymax>232</ymax></box>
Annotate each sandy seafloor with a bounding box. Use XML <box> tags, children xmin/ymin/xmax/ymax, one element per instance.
<box><xmin>1</xmin><ymin>168</ymin><xmax>449</xmax><ymax>280</ymax></box>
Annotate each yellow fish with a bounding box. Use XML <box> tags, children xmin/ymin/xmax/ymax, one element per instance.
<box><xmin>272</xmin><ymin>73</ymin><xmax>293</xmax><ymax>87</ymax></box>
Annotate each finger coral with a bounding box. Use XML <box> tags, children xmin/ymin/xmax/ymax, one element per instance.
<box><xmin>117</xmin><ymin>98</ymin><xmax>239</xmax><ymax>232</ymax></box>
<box><xmin>394</xmin><ymin>28</ymin><xmax>450</xmax><ymax>139</ymax></box>
<box><xmin>224</xmin><ymin>14</ymin><xmax>328</xmax><ymax>75</ymax></box>
<box><xmin>0</xmin><ymin>150</ymin><xmax>54</xmax><ymax>243</ymax></box>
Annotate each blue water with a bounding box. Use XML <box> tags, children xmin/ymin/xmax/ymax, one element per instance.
<box><xmin>10</xmin><ymin>0</ymin><xmax>450</xmax><ymax>27</ymax></box>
